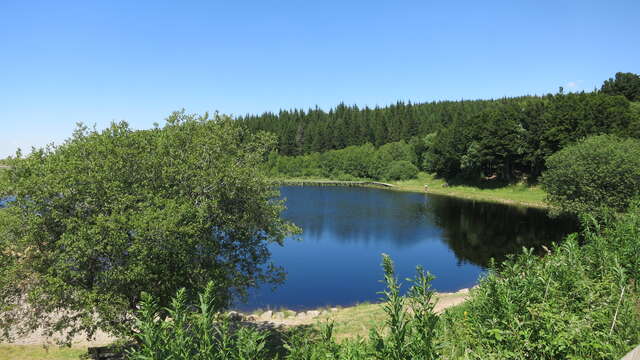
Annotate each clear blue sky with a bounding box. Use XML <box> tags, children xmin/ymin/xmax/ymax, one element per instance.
<box><xmin>1</xmin><ymin>0</ymin><xmax>639</xmax><ymax>158</ymax></box>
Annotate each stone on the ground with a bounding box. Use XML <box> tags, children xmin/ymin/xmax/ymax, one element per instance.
<box><xmin>273</xmin><ymin>312</ymin><xmax>285</xmax><ymax>320</ymax></box>
<box><xmin>228</xmin><ymin>311</ymin><xmax>243</xmax><ymax>321</ymax></box>
<box><xmin>457</xmin><ymin>288</ymin><xmax>469</xmax><ymax>294</ymax></box>
<box><xmin>306</xmin><ymin>310</ymin><xmax>320</xmax><ymax>318</ymax></box>
<box><xmin>295</xmin><ymin>312</ymin><xmax>307</xmax><ymax>319</ymax></box>
<box><xmin>330</xmin><ymin>307</ymin><xmax>339</xmax><ymax>312</ymax></box>
<box><xmin>260</xmin><ymin>310</ymin><xmax>273</xmax><ymax>321</ymax></box>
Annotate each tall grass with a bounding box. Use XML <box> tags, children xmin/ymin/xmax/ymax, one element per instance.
<box><xmin>128</xmin><ymin>255</ymin><xmax>439</xmax><ymax>359</ymax></box>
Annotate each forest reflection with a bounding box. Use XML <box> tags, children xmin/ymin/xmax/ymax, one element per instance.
<box><xmin>281</xmin><ymin>187</ymin><xmax>576</xmax><ymax>268</ymax></box>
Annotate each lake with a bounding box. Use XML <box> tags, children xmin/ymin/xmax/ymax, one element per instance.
<box><xmin>239</xmin><ymin>185</ymin><xmax>577</xmax><ymax>311</ymax></box>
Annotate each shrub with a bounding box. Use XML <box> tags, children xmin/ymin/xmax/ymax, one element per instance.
<box><xmin>386</xmin><ymin>160</ymin><xmax>419</xmax><ymax>180</ymax></box>
<box><xmin>541</xmin><ymin>134</ymin><xmax>640</xmax><ymax>216</ymax></box>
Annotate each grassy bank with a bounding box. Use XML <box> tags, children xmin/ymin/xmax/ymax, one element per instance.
<box><xmin>0</xmin><ymin>345</ymin><xmax>85</xmax><ymax>360</ymax></box>
<box><xmin>278</xmin><ymin>172</ymin><xmax>548</xmax><ymax>208</ymax></box>
<box><xmin>315</xmin><ymin>291</ymin><xmax>470</xmax><ymax>341</ymax></box>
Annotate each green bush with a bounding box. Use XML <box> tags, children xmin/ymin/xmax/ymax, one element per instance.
<box><xmin>385</xmin><ymin>160</ymin><xmax>419</xmax><ymax>180</ymax></box>
<box><xmin>437</xmin><ymin>205</ymin><xmax>640</xmax><ymax>359</ymax></box>
<box><xmin>541</xmin><ymin>134</ymin><xmax>640</xmax><ymax>215</ymax></box>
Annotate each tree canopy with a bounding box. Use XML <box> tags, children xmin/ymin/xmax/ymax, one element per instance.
<box><xmin>541</xmin><ymin>134</ymin><xmax>640</xmax><ymax>215</ymax></box>
<box><xmin>424</xmin><ymin>92</ymin><xmax>638</xmax><ymax>181</ymax></box>
<box><xmin>240</xmin><ymin>73</ymin><xmax>640</xmax><ymax>183</ymax></box>
<box><xmin>601</xmin><ymin>72</ymin><xmax>640</xmax><ymax>102</ymax></box>
<box><xmin>0</xmin><ymin>112</ymin><xmax>296</xmax><ymax>342</ymax></box>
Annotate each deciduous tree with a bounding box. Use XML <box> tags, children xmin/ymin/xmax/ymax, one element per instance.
<box><xmin>0</xmin><ymin>112</ymin><xmax>296</xmax><ymax>342</ymax></box>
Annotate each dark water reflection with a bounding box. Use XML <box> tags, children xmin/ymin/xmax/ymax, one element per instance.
<box><xmin>238</xmin><ymin>186</ymin><xmax>576</xmax><ymax>311</ymax></box>
<box><xmin>426</xmin><ymin>194</ymin><xmax>576</xmax><ymax>267</ymax></box>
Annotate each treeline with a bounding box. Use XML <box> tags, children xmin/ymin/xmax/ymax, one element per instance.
<box><xmin>244</xmin><ymin>72</ymin><xmax>640</xmax><ymax>182</ymax></box>
<box><xmin>424</xmin><ymin>91</ymin><xmax>640</xmax><ymax>181</ymax></box>
<box><xmin>238</xmin><ymin>99</ymin><xmax>500</xmax><ymax>155</ymax></box>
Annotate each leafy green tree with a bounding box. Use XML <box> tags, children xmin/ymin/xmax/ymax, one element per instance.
<box><xmin>0</xmin><ymin>112</ymin><xmax>296</xmax><ymax>342</ymax></box>
<box><xmin>371</xmin><ymin>141</ymin><xmax>417</xmax><ymax>178</ymax></box>
<box><xmin>385</xmin><ymin>160</ymin><xmax>419</xmax><ymax>181</ymax></box>
<box><xmin>541</xmin><ymin>134</ymin><xmax>640</xmax><ymax>215</ymax></box>
<box><xmin>601</xmin><ymin>72</ymin><xmax>640</xmax><ymax>101</ymax></box>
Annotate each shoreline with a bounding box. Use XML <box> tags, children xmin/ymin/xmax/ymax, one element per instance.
<box><xmin>275</xmin><ymin>174</ymin><xmax>549</xmax><ymax>209</ymax></box>
<box><xmin>1</xmin><ymin>289</ymin><xmax>472</xmax><ymax>350</ymax></box>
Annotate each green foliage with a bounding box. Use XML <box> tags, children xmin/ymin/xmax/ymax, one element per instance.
<box><xmin>601</xmin><ymin>72</ymin><xmax>640</xmax><ymax>101</ymax></box>
<box><xmin>128</xmin><ymin>281</ymin><xmax>270</xmax><ymax>360</ymax></box>
<box><xmin>425</xmin><ymin>91</ymin><xmax>638</xmax><ymax>181</ymax></box>
<box><xmin>438</xmin><ymin>205</ymin><xmax>640</xmax><ymax>359</ymax></box>
<box><xmin>130</xmin><ymin>255</ymin><xmax>439</xmax><ymax>359</ymax></box>
<box><xmin>266</xmin><ymin>140</ymin><xmax>419</xmax><ymax>181</ymax></box>
<box><xmin>385</xmin><ymin>161</ymin><xmax>418</xmax><ymax>181</ymax></box>
<box><xmin>249</xmin><ymin>73</ymin><xmax>640</xmax><ymax>184</ymax></box>
<box><xmin>541</xmin><ymin>134</ymin><xmax>640</xmax><ymax>215</ymax></box>
<box><xmin>240</xmin><ymin>100</ymin><xmax>495</xmax><ymax>156</ymax></box>
<box><xmin>369</xmin><ymin>255</ymin><xmax>438</xmax><ymax>360</ymax></box>
<box><xmin>0</xmin><ymin>112</ymin><xmax>297</xmax><ymax>343</ymax></box>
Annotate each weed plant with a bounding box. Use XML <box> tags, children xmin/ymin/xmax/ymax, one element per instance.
<box><xmin>128</xmin><ymin>255</ymin><xmax>439</xmax><ymax>359</ymax></box>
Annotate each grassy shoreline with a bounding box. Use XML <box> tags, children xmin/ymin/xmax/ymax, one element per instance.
<box><xmin>275</xmin><ymin>172</ymin><xmax>548</xmax><ymax>209</ymax></box>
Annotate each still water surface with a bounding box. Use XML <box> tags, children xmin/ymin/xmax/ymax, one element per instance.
<box><xmin>239</xmin><ymin>186</ymin><xmax>576</xmax><ymax>310</ymax></box>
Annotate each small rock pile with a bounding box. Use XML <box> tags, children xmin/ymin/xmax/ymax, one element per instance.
<box><xmin>228</xmin><ymin>307</ymin><xmax>340</xmax><ymax>326</ymax></box>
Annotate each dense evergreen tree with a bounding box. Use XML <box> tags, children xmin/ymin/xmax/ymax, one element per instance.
<box><xmin>238</xmin><ymin>99</ymin><xmax>496</xmax><ymax>156</ymax></box>
<box><xmin>601</xmin><ymin>72</ymin><xmax>640</xmax><ymax>101</ymax></box>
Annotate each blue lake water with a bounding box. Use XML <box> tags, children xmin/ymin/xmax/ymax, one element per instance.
<box><xmin>239</xmin><ymin>186</ymin><xmax>576</xmax><ymax>311</ymax></box>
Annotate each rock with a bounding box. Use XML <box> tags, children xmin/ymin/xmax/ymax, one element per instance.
<box><xmin>330</xmin><ymin>307</ymin><xmax>339</xmax><ymax>312</ymax></box>
<box><xmin>295</xmin><ymin>312</ymin><xmax>307</xmax><ymax>319</ymax></box>
<box><xmin>457</xmin><ymin>288</ymin><xmax>469</xmax><ymax>294</ymax></box>
<box><xmin>273</xmin><ymin>312</ymin><xmax>285</xmax><ymax>320</ymax></box>
<box><xmin>320</xmin><ymin>310</ymin><xmax>329</xmax><ymax>316</ymax></box>
<box><xmin>260</xmin><ymin>310</ymin><xmax>273</xmax><ymax>321</ymax></box>
<box><xmin>227</xmin><ymin>311</ymin><xmax>243</xmax><ymax>321</ymax></box>
<box><xmin>306</xmin><ymin>310</ymin><xmax>320</xmax><ymax>318</ymax></box>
